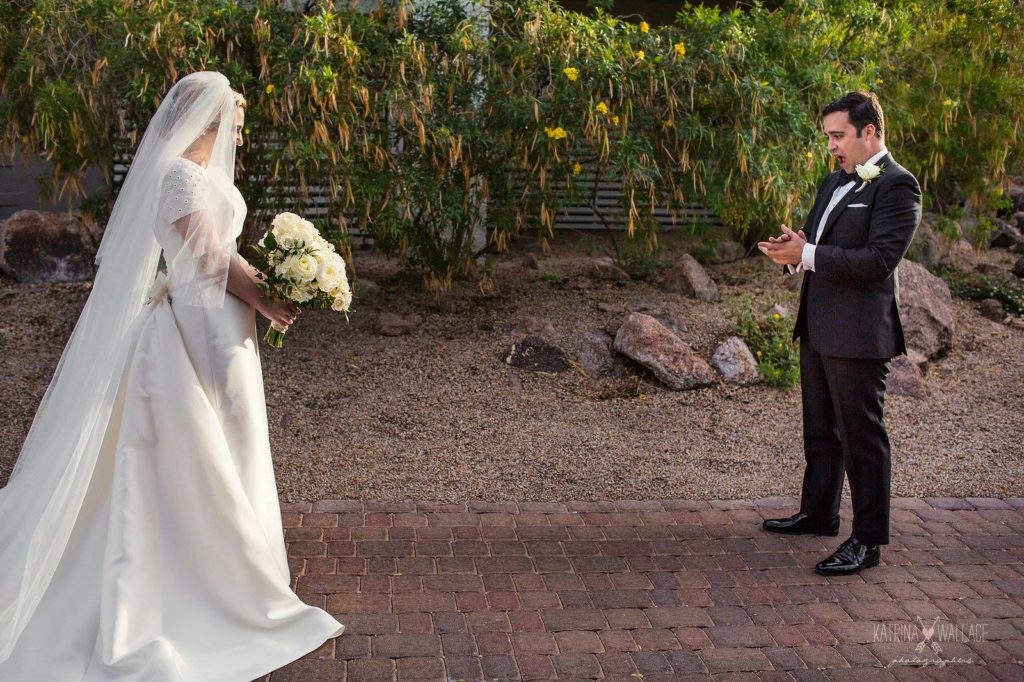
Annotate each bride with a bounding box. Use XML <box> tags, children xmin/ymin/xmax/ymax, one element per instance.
<box><xmin>0</xmin><ymin>71</ymin><xmax>344</xmax><ymax>679</ymax></box>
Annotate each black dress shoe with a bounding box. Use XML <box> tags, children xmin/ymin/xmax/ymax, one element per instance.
<box><xmin>762</xmin><ymin>512</ymin><xmax>840</xmax><ymax>536</ymax></box>
<box><xmin>815</xmin><ymin>537</ymin><xmax>880</xmax><ymax>576</ymax></box>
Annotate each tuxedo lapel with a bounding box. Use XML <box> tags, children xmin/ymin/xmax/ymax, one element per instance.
<box><xmin>808</xmin><ymin>174</ymin><xmax>843</xmax><ymax>245</ymax></box>
<box><xmin>815</xmin><ymin>185</ymin><xmax>858</xmax><ymax>245</ymax></box>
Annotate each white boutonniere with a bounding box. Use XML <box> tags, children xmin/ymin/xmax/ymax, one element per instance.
<box><xmin>854</xmin><ymin>162</ymin><xmax>883</xmax><ymax>193</ymax></box>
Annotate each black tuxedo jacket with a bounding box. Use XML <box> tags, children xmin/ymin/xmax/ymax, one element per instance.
<box><xmin>793</xmin><ymin>154</ymin><xmax>922</xmax><ymax>359</ymax></box>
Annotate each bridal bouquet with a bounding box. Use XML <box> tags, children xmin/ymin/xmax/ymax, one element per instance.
<box><xmin>250</xmin><ymin>212</ymin><xmax>352</xmax><ymax>348</ymax></box>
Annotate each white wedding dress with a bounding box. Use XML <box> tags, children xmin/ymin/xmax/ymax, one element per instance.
<box><xmin>0</xmin><ymin>157</ymin><xmax>344</xmax><ymax>680</ymax></box>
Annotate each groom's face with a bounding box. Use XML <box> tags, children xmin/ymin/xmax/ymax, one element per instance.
<box><xmin>822</xmin><ymin>111</ymin><xmax>875</xmax><ymax>172</ymax></box>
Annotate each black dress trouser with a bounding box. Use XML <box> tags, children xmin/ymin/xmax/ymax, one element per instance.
<box><xmin>798</xmin><ymin>338</ymin><xmax>893</xmax><ymax>546</ymax></box>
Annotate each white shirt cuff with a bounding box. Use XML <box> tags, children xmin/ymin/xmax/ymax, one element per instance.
<box><xmin>801</xmin><ymin>243</ymin><xmax>817</xmax><ymax>272</ymax></box>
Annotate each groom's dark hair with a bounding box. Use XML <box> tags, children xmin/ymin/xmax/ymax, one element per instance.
<box><xmin>821</xmin><ymin>91</ymin><xmax>885</xmax><ymax>140</ymax></box>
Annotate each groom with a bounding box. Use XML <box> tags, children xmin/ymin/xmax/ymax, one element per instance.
<box><xmin>757</xmin><ymin>91</ymin><xmax>921</xmax><ymax>576</ymax></box>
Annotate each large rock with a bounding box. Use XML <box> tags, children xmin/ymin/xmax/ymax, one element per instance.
<box><xmin>907</xmin><ymin>221</ymin><xmax>942</xmax><ymax>268</ymax></box>
<box><xmin>887</xmin><ymin>354</ymin><xmax>928</xmax><ymax>399</ymax></box>
<box><xmin>979</xmin><ymin>298</ymin><xmax>1005</xmax><ymax>322</ymax></box>
<box><xmin>711</xmin><ymin>336</ymin><xmax>760</xmax><ymax>386</ymax></box>
<box><xmin>613</xmin><ymin>312</ymin><xmax>716</xmax><ymax>390</ymax></box>
<box><xmin>662</xmin><ymin>254</ymin><xmax>721</xmax><ymax>302</ymax></box>
<box><xmin>576</xmin><ymin>331</ymin><xmax>624</xmax><ymax>379</ymax></box>
<box><xmin>505</xmin><ymin>335</ymin><xmax>569</xmax><ymax>373</ymax></box>
<box><xmin>899</xmin><ymin>260</ymin><xmax>955</xmax><ymax>360</ymax></box>
<box><xmin>589</xmin><ymin>256</ymin><xmax>630</xmax><ymax>282</ymax></box>
<box><xmin>713</xmin><ymin>240</ymin><xmax>747</xmax><ymax>263</ymax></box>
<box><xmin>1013</xmin><ymin>256</ymin><xmax>1024</xmax><ymax>279</ymax></box>
<box><xmin>989</xmin><ymin>223</ymin><xmax>1024</xmax><ymax>250</ymax></box>
<box><xmin>0</xmin><ymin>210</ymin><xmax>101</xmax><ymax>283</ymax></box>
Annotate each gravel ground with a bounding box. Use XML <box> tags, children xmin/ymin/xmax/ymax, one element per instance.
<box><xmin>2</xmin><ymin>233</ymin><xmax>1022</xmax><ymax>502</ymax></box>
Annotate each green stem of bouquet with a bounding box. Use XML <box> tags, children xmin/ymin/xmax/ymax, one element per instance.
<box><xmin>263</xmin><ymin>324</ymin><xmax>287</xmax><ymax>348</ymax></box>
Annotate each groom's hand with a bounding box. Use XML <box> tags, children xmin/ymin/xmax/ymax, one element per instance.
<box><xmin>757</xmin><ymin>226</ymin><xmax>806</xmax><ymax>266</ymax></box>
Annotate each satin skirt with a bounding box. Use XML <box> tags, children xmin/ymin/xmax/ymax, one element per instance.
<box><xmin>0</xmin><ymin>288</ymin><xmax>343</xmax><ymax>681</ymax></box>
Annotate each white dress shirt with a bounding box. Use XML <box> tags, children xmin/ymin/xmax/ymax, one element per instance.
<box><xmin>797</xmin><ymin>147</ymin><xmax>889</xmax><ymax>273</ymax></box>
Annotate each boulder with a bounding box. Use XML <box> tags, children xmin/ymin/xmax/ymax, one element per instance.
<box><xmin>521</xmin><ymin>253</ymin><xmax>540</xmax><ymax>270</ymax></box>
<box><xmin>989</xmin><ymin>223</ymin><xmax>1024</xmax><ymax>250</ymax></box>
<box><xmin>589</xmin><ymin>256</ymin><xmax>630</xmax><ymax>282</ymax></box>
<box><xmin>713</xmin><ymin>240</ymin><xmax>747</xmax><ymax>263</ymax></box>
<box><xmin>979</xmin><ymin>298</ymin><xmax>1005</xmax><ymax>322</ymax></box>
<box><xmin>1009</xmin><ymin>180</ymin><xmax>1024</xmax><ymax>213</ymax></box>
<box><xmin>0</xmin><ymin>210</ymin><xmax>101</xmax><ymax>283</ymax></box>
<box><xmin>711</xmin><ymin>336</ymin><xmax>760</xmax><ymax>386</ymax></box>
<box><xmin>576</xmin><ymin>331</ymin><xmax>624</xmax><ymax>379</ymax></box>
<box><xmin>907</xmin><ymin>222</ymin><xmax>942</xmax><ymax>268</ymax></box>
<box><xmin>887</xmin><ymin>354</ymin><xmax>928</xmax><ymax>399</ymax></box>
<box><xmin>505</xmin><ymin>335</ymin><xmax>570</xmax><ymax>373</ymax></box>
<box><xmin>898</xmin><ymin>260</ymin><xmax>955</xmax><ymax>359</ymax></box>
<box><xmin>1013</xmin><ymin>256</ymin><xmax>1024</xmax><ymax>279</ymax></box>
<box><xmin>373</xmin><ymin>312</ymin><xmax>422</xmax><ymax>336</ymax></box>
<box><xmin>613</xmin><ymin>312</ymin><xmax>716</xmax><ymax>390</ymax></box>
<box><xmin>662</xmin><ymin>254</ymin><xmax>721</xmax><ymax>302</ymax></box>
<box><xmin>1011</xmin><ymin>211</ymin><xmax>1024</xmax><ymax>231</ymax></box>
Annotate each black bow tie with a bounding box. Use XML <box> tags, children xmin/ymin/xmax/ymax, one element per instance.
<box><xmin>837</xmin><ymin>169</ymin><xmax>859</xmax><ymax>184</ymax></box>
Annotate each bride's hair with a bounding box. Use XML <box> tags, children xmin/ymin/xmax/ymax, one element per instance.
<box><xmin>232</xmin><ymin>90</ymin><xmax>247</xmax><ymax>110</ymax></box>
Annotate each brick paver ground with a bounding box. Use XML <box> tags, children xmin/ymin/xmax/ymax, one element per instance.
<box><xmin>256</xmin><ymin>497</ymin><xmax>1024</xmax><ymax>681</ymax></box>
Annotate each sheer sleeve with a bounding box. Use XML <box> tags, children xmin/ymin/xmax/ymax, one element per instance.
<box><xmin>158</xmin><ymin>159</ymin><xmax>232</xmax><ymax>308</ymax></box>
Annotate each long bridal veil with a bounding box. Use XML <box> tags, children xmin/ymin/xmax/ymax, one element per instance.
<box><xmin>0</xmin><ymin>71</ymin><xmax>241</xmax><ymax>660</ymax></box>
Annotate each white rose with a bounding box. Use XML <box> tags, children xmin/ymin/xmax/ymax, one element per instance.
<box><xmin>271</xmin><ymin>212</ymin><xmax>304</xmax><ymax>231</ymax></box>
<box><xmin>291</xmin><ymin>284</ymin><xmax>316</xmax><ymax>303</ymax></box>
<box><xmin>275</xmin><ymin>254</ymin><xmax>297</xmax><ymax>277</ymax></box>
<box><xmin>272</xmin><ymin>224</ymin><xmax>300</xmax><ymax>250</ymax></box>
<box><xmin>289</xmin><ymin>253</ymin><xmax>319</xmax><ymax>282</ymax></box>
<box><xmin>295</xmin><ymin>220</ymin><xmax>319</xmax><ymax>245</ymax></box>
<box><xmin>331</xmin><ymin>286</ymin><xmax>352</xmax><ymax>312</ymax></box>
<box><xmin>855</xmin><ymin>162</ymin><xmax>882</xmax><ymax>182</ymax></box>
<box><xmin>316</xmin><ymin>260</ymin><xmax>346</xmax><ymax>293</ymax></box>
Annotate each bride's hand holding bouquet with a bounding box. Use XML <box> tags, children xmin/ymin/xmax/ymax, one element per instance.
<box><xmin>249</xmin><ymin>212</ymin><xmax>352</xmax><ymax>348</ymax></box>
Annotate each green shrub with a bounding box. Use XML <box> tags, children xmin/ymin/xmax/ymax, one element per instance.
<box><xmin>730</xmin><ymin>297</ymin><xmax>800</xmax><ymax>388</ymax></box>
<box><xmin>1</xmin><ymin>0</ymin><xmax>1021</xmax><ymax>290</ymax></box>
<box><xmin>931</xmin><ymin>263</ymin><xmax>1024</xmax><ymax>314</ymax></box>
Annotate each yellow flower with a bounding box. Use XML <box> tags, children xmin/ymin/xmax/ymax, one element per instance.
<box><xmin>265</xmin><ymin>84</ymin><xmax>275</xmax><ymax>95</ymax></box>
<box><xmin>772</xmin><ymin>313</ymin><xmax>781</xmax><ymax>321</ymax></box>
<box><xmin>663</xmin><ymin>120</ymin><xmax>673</xmax><ymax>128</ymax></box>
<box><xmin>777</xmin><ymin>341</ymin><xmax>784</xmax><ymax>349</ymax></box>
<box><xmin>756</xmin><ymin>351</ymin><xmax>763</xmax><ymax>358</ymax></box>
<box><xmin>611</xmin><ymin>115</ymin><xmax>620</xmax><ymax>125</ymax></box>
<box><xmin>674</xmin><ymin>42</ymin><xmax>686</xmax><ymax>58</ymax></box>
<box><xmin>563</xmin><ymin>67</ymin><xmax>579</xmax><ymax>82</ymax></box>
<box><xmin>875</xmin><ymin>78</ymin><xmax>884</xmax><ymax>85</ymax></box>
<box><xmin>640</xmin><ymin>21</ymin><xmax>650</xmax><ymax>33</ymax></box>
<box><xmin>572</xmin><ymin>163</ymin><xmax>582</xmax><ymax>176</ymax></box>
<box><xmin>595</xmin><ymin>102</ymin><xmax>608</xmax><ymax>114</ymax></box>
<box><xmin>805</xmin><ymin>151</ymin><xmax>813</xmax><ymax>160</ymax></box>
<box><xmin>544</xmin><ymin>126</ymin><xmax>567</xmax><ymax>140</ymax></box>
<box><xmin>244</xmin><ymin>127</ymin><xmax>250</xmax><ymax>135</ymax></box>
<box><xmin>636</xmin><ymin>50</ymin><xmax>645</xmax><ymax>61</ymax></box>
<box><xmin>943</xmin><ymin>98</ymin><xmax>958</xmax><ymax>107</ymax></box>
